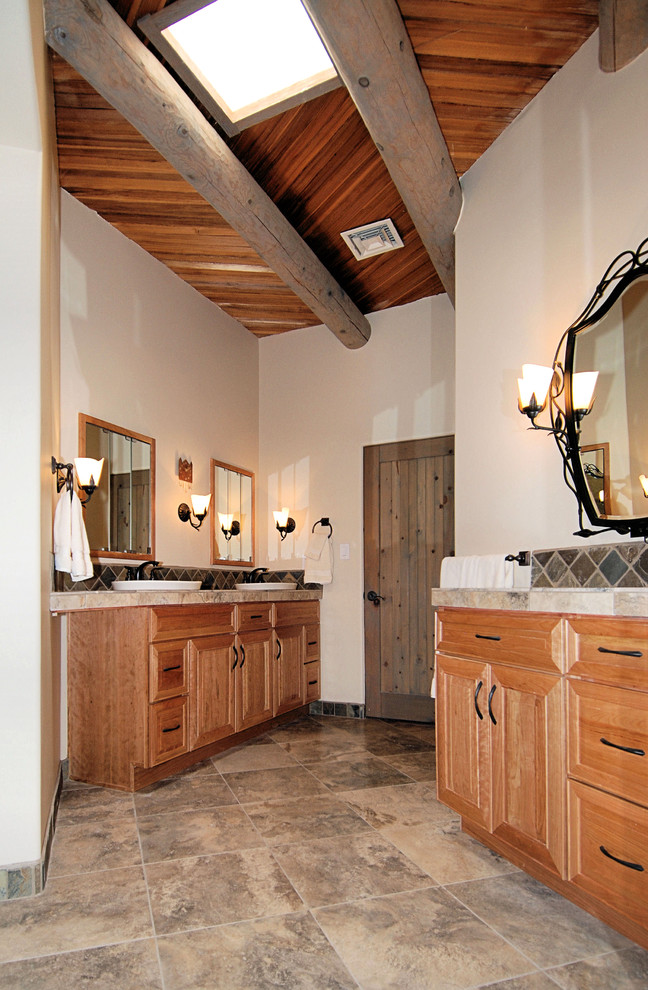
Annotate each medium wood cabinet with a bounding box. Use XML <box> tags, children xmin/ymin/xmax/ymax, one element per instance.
<box><xmin>274</xmin><ymin>601</ymin><xmax>321</xmax><ymax>715</ymax></box>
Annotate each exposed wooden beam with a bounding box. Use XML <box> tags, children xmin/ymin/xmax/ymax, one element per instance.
<box><xmin>303</xmin><ymin>0</ymin><xmax>461</xmax><ymax>304</ymax></box>
<box><xmin>599</xmin><ymin>0</ymin><xmax>648</xmax><ymax>72</ymax></box>
<box><xmin>44</xmin><ymin>0</ymin><xmax>371</xmax><ymax>349</ymax></box>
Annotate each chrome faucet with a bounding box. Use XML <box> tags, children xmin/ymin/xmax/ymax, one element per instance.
<box><xmin>245</xmin><ymin>567</ymin><xmax>268</xmax><ymax>584</ymax></box>
<box><xmin>135</xmin><ymin>560</ymin><xmax>161</xmax><ymax>580</ymax></box>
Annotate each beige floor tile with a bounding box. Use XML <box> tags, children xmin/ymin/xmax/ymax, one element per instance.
<box><xmin>145</xmin><ymin>847</ymin><xmax>303</xmax><ymax>934</ymax></box>
<box><xmin>133</xmin><ymin>773</ymin><xmax>236</xmax><ymax>817</ymax></box>
<box><xmin>377</xmin><ymin>749</ymin><xmax>437</xmax><ymax>781</ymax></box>
<box><xmin>306</xmin><ymin>752</ymin><xmax>412</xmax><ymax>791</ymax></box>
<box><xmin>270</xmin><ymin>732</ymin><xmax>366</xmax><ymax>764</ymax></box>
<box><xmin>448</xmin><ymin>873</ymin><xmax>634</xmax><ymax>968</ymax></box>
<box><xmin>244</xmin><ymin>793</ymin><xmax>371</xmax><ymax>845</ymax></box>
<box><xmin>381</xmin><ymin>819</ymin><xmax>518</xmax><ymax>883</ymax></box>
<box><xmin>548</xmin><ymin>945</ymin><xmax>648</xmax><ymax>989</ymax></box>
<box><xmin>0</xmin><ymin>939</ymin><xmax>162</xmax><ymax>990</ymax></box>
<box><xmin>56</xmin><ymin>786</ymin><xmax>135</xmax><ymax>826</ymax></box>
<box><xmin>48</xmin><ymin>817</ymin><xmax>142</xmax><ymax>877</ymax></box>
<box><xmin>157</xmin><ymin>910</ymin><xmax>357</xmax><ymax>989</ymax></box>
<box><xmin>0</xmin><ymin>867</ymin><xmax>152</xmax><ymax>963</ymax></box>
<box><xmin>334</xmin><ymin>720</ymin><xmax>434</xmax><ymax>757</ymax></box>
<box><xmin>314</xmin><ymin>886</ymin><xmax>538</xmax><ymax>990</ymax></box>
<box><xmin>138</xmin><ymin>804</ymin><xmax>263</xmax><ymax>863</ymax></box>
<box><xmin>342</xmin><ymin>781</ymin><xmax>457</xmax><ymax>829</ymax></box>
<box><xmin>212</xmin><ymin>740</ymin><xmax>298</xmax><ymax>773</ymax></box>
<box><xmin>478</xmin><ymin>976</ymin><xmax>562</xmax><ymax>990</ymax></box>
<box><xmin>223</xmin><ymin>765</ymin><xmax>330</xmax><ymax>804</ymax></box>
<box><xmin>272</xmin><ymin>830</ymin><xmax>433</xmax><ymax>908</ymax></box>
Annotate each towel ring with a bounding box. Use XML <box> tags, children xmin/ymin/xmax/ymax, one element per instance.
<box><xmin>312</xmin><ymin>517</ymin><xmax>333</xmax><ymax>538</ymax></box>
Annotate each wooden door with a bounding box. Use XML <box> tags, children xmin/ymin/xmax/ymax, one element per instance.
<box><xmin>189</xmin><ymin>634</ymin><xmax>236</xmax><ymax>749</ymax></box>
<box><xmin>364</xmin><ymin>436</ymin><xmax>454</xmax><ymax>720</ymax></box>
<box><xmin>275</xmin><ymin>624</ymin><xmax>304</xmax><ymax>715</ymax></box>
<box><xmin>490</xmin><ymin>664</ymin><xmax>565</xmax><ymax>878</ymax></box>
<box><xmin>436</xmin><ymin>654</ymin><xmax>491</xmax><ymax>830</ymax></box>
<box><xmin>237</xmin><ymin>629</ymin><xmax>273</xmax><ymax>731</ymax></box>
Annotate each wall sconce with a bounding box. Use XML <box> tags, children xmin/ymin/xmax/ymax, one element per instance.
<box><xmin>274</xmin><ymin>507</ymin><xmax>296</xmax><ymax>541</ymax></box>
<box><xmin>640</xmin><ymin>475</ymin><xmax>648</xmax><ymax>499</ymax></box>
<box><xmin>178</xmin><ymin>493</ymin><xmax>211</xmax><ymax>530</ymax></box>
<box><xmin>517</xmin><ymin>364</ymin><xmax>598</xmax><ymax>433</ymax></box>
<box><xmin>218</xmin><ymin>512</ymin><xmax>241</xmax><ymax>541</ymax></box>
<box><xmin>51</xmin><ymin>456</ymin><xmax>104</xmax><ymax>505</ymax></box>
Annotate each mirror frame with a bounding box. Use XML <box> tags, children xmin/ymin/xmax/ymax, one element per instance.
<box><xmin>563</xmin><ymin>237</ymin><xmax>648</xmax><ymax>538</ymax></box>
<box><xmin>209</xmin><ymin>458</ymin><xmax>255</xmax><ymax>567</ymax></box>
<box><xmin>78</xmin><ymin>413</ymin><xmax>156</xmax><ymax>560</ymax></box>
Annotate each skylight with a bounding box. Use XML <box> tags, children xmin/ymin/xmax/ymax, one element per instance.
<box><xmin>140</xmin><ymin>0</ymin><xmax>338</xmax><ymax>135</ymax></box>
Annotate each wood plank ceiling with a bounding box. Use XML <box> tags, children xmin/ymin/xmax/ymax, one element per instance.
<box><xmin>51</xmin><ymin>0</ymin><xmax>599</xmax><ymax>338</ymax></box>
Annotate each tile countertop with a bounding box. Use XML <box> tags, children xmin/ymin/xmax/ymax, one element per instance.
<box><xmin>50</xmin><ymin>588</ymin><xmax>322</xmax><ymax>613</ymax></box>
<box><xmin>430</xmin><ymin>587</ymin><xmax>648</xmax><ymax>617</ymax></box>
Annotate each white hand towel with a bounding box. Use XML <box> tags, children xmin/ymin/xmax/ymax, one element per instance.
<box><xmin>304</xmin><ymin>533</ymin><xmax>333</xmax><ymax>584</ymax></box>
<box><xmin>53</xmin><ymin>487</ymin><xmax>94</xmax><ymax>581</ymax></box>
<box><xmin>440</xmin><ymin>554</ymin><xmax>514</xmax><ymax>589</ymax></box>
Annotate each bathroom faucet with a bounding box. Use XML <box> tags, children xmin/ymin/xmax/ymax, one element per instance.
<box><xmin>246</xmin><ymin>567</ymin><xmax>268</xmax><ymax>584</ymax></box>
<box><xmin>136</xmin><ymin>560</ymin><xmax>161</xmax><ymax>580</ymax></box>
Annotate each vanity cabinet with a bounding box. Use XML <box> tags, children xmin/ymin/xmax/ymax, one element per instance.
<box><xmin>274</xmin><ymin>601</ymin><xmax>321</xmax><ymax>715</ymax></box>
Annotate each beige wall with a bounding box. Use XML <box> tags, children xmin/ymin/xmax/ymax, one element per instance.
<box><xmin>258</xmin><ymin>296</ymin><xmax>455</xmax><ymax>703</ymax></box>
<box><xmin>455</xmin><ymin>33</ymin><xmax>648</xmax><ymax>556</ymax></box>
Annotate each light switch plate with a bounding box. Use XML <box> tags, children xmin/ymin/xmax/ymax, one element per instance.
<box><xmin>340</xmin><ymin>543</ymin><xmax>350</xmax><ymax>559</ymax></box>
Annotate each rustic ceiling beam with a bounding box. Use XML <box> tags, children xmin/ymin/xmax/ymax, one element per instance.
<box><xmin>599</xmin><ymin>0</ymin><xmax>648</xmax><ymax>71</ymax></box>
<box><xmin>44</xmin><ymin>0</ymin><xmax>371</xmax><ymax>349</ymax></box>
<box><xmin>302</xmin><ymin>0</ymin><xmax>461</xmax><ymax>304</ymax></box>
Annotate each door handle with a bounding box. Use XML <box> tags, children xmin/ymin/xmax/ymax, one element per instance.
<box><xmin>474</xmin><ymin>680</ymin><xmax>484</xmax><ymax>720</ymax></box>
<box><xmin>366</xmin><ymin>590</ymin><xmax>385</xmax><ymax>606</ymax></box>
<box><xmin>232</xmin><ymin>644</ymin><xmax>238</xmax><ymax>670</ymax></box>
<box><xmin>488</xmin><ymin>684</ymin><xmax>497</xmax><ymax>725</ymax></box>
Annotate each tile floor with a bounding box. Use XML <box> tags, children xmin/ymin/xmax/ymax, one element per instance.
<box><xmin>1</xmin><ymin>714</ymin><xmax>648</xmax><ymax>989</ymax></box>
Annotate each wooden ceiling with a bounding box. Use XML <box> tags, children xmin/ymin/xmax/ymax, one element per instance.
<box><xmin>50</xmin><ymin>0</ymin><xmax>599</xmax><ymax>338</ymax></box>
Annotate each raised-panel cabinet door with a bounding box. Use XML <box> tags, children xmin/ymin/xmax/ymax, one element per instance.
<box><xmin>490</xmin><ymin>664</ymin><xmax>565</xmax><ymax>878</ymax></box>
<box><xmin>275</xmin><ymin>624</ymin><xmax>304</xmax><ymax>715</ymax></box>
<box><xmin>436</xmin><ymin>654</ymin><xmax>491</xmax><ymax>831</ymax></box>
<box><xmin>189</xmin><ymin>634</ymin><xmax>236</xmax><ymax>750</ymax></box>
<box><xmin>237</xmin><ymin>629</ymin><xmax>273</xmax><ymax>731</ymax></box>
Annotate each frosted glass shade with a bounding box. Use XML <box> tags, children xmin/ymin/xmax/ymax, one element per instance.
<box><xmin>572</xmin><ymin>371</ymin><xmax>598</xmax><ymax>414</ymax></box>
<box><xmin>74</xmin><ymin>457</ymin><xmax>104</xmax><ymax>488</ymax></box>
<box><xmin>191</xmin><ymin>493</ymin><xmax>211</xmax><ymax>517</ymax></box>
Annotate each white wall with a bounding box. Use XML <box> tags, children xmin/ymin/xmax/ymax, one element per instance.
<box><xmin>455</xmin><ymin>33</ymin><xmax>648</xmax><ymax>556</ymax></box>
<box><xmin>60</xmin><ymin>192</ymin><xmax>260</xmax><ymax>569</ymax></box>
<box><xmin>259</xmin><ymin>295</ymin><xmax>455</xmax><ymax>702</ymax></box>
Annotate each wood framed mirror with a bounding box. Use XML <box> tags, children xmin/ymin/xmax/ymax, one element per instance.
<box><xmin>210</xmin><ymin>458</ymin><xmax>254</xmax><ymax>566</ymax></box>
<box><xmin>79</xmin><ymin>414</ymin><xmax>156</xmax><ymax>559</ymax></box>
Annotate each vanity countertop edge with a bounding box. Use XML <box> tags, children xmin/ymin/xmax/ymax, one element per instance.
<box><xmin>430</xmin><ymin>587</ymin><xmax>648</xmax><ymax>617</ymax></box>
<box><xmin>50</xmin><ymin>588</ymin><xmax>322</xmax><ymax>613</ymax></box>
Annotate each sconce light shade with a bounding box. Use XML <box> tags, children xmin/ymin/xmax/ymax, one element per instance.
<box><xmin>640</xmin><ymin>474</ymin><xmax>648</xmax><ymax>498</ymax></box>
<box><xmin>218</xmin><ymin>511</ymin><xmax>241</xmax><ymax>541</ymax></box>
<box><xmin>178</xmin><ymin>493</ymin><xmax>211</xmax><ymax>530</ymax></box>
<box><xmin>517</xmin><ymin>364</ymin><xmax>554</xmax><ymax>418</ymax></box>
<box><xmin>74</xmin><ymin>457</ymin><xmax>104</xmax><ymax>489</ymax></box>
<box><xmin>274</xmin><ymin>507</ymin><xmax>296</xmax><ymax>541</ymax></box>
<box><xmin>571</xmin><ymin>371</ymin><xmax>598</xmax><ymax>419</ymax></box>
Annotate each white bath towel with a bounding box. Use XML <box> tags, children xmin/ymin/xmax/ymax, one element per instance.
<box><xmin>53</xmin><ymin>487</ymin><xmax>94</xmax><ymax>581</ymax></box>
<box><xmin>440</xmin><ymin>554</ymin><xmax>514</xmax><ymax>589</ymax></box>
<box><xmin>304</xmin><ymin>532</ymin><xmax>333</xmax><ymax>584</ymax></box>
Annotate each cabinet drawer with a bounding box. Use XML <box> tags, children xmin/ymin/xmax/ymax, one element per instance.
<box><xmin>237</xmin><ymin>602</ymin><xmax>273</xmax><ymax>631</ymax></box>
<box><xmin>567</xmin><ymin>679</ymin><xmax>648</xmax><ymax>806</ymax></box>
<box><xmin>566</xmin><ymin>616</ymin><xmax>648</xmax><ymax>690</ymax></box>
<box><xmin>305</xmin><ymin>624</ymin><xmax>320</xmax><ymax>660</ymax></box>
<box><xmin>436</xmin><ymin>608</ymin><xmax>562</xmax><ymax>674</ymax></box>
<box><xmin>149</xmin><ymin>641</ymin><xmax>189</xmax><ymax>702</ymax></box>
<box><xmin>150</xmin><ymin>605</ymin><xmax>235</xmax><ymax>641</ymax></box>
<box><xmin>149</xmin><ymin>696</ymin><xmax>188</xmax><ymax>766</ymax></box>
<box><xmin>568</xmin><ymin>779</ymin><xmax>648</xmax><ymax>931</ymax></box>
<box><xmin>303</xmin><ymin>660</ymin><xmax>321</xmax><ymax>703</ymax></box>
<box><xmin>274</xmin><ymin>600</ymin><xmax>319</xmax><ymax>627</ymax></box>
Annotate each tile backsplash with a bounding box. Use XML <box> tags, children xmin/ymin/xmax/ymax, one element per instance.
<box><xmin>532</xmin><ymin>543</ymin><xmax>648</xmax><ymax>589</ymax></box>
<box><xmin>55</xmin><ymin>564</ymin><xmax>308</xmax><ymax>593</ymax></box>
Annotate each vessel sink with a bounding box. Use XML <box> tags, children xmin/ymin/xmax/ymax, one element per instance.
<box><xmin>111</xmin><ymin>580</ymin><xmax>202</xmax><ymax>592</ymax></box>
<box><xmin>235</xmin><ymin>582</ymin><xmax>297</xmax><ymax>591</ymax></box>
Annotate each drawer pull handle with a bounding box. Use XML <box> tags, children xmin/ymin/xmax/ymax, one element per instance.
<box><xmin>162</xmin><ymin>724</ymin><xmax>181</xmax><ymax>733</ymax></box>
<box><xmin>474</xmin><ymin>681</ymin><xmax>484</xmax><ymax>720</ymax></box>
<box><xmin>240</xmin><ymin>644</ymin><xmax>245</xmax><ymax>669</ymax></box>
<box><xmin>597</xmin><ymin>646</ymin><xmax>643</xmax><ymax>658</ymax></box>
<box><xmin>308</xmin><ymin>679</ymin><xmax>318</xmax><ymax>686</ymax></box>
<box><xmin>475</xmin><ymin>634</ymin><xmax>501</xmax><ymax>641</ymax></box>
<box><xmin>308</xmin><ymin>640</ymin><xmax>318</xmax><ymax>646</ymax></box>
<box><xmin>232</xmin><ymin>645</ymin><xmax>238</xmax><ymax>670</ymax></box>
<box><xmin>250</xmin><ymin>614</ymin><xmax>263</xmax><ymax>619</ymax></box>
<box><xmin>600</xmin><ymin>737</ymin><xmax>645</xmax><ymax>757</ymax></box>
<box><xmin>599</xmin><ymin>845</ymin><xmax>644</xmax><ymax>872</ymax></box>
<box><xmin>163</xmin><ymin>664</ymin><xmax>182</xmax><ymax>672</ymax></box>
<box><xmin>488</xmin><ymin>684</ymin><xmax>497</xmax><ymax>725</ymax></box>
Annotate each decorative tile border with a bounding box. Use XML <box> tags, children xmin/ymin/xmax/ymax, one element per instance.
<box><xmin>56</xmin><ymin>564</ymin><xmax>308</xmax><ymax>593</ymax></box>
<box><xmin>309</xmin><ymin>701</ymin><xmax>365</xmax><ymax>718</ymax></box>
<box><xmin>532</xmin><ymin>542</ymin><xmax>648</xmax><ymax>589</ymax></box>
<box><xmin>0</xmin><ymin>764</ymin><xmax>62</xmax><ymax>901</ymax></box>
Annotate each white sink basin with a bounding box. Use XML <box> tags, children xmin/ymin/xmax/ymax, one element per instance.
<box><xmin>112</xmin><ymin>580</ymin><xmax>202</xmax><ymax>592</ymax></box>
<box><xmin>235</xmin><ymin>582</ymin><xmax>297</xmax><ymax>592</ymax></box>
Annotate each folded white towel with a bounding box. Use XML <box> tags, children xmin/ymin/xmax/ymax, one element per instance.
<box><xmin>53</xmin><ymin>487</ymin><xmax>94</xmax><ymax>581</ymax></box>
<box><xmin>440</xmin><ymin>554</ymin><xmax>514</xmax><ymax>589</ymax></box>
<box><xmin>304</xmin><ymin>534</ymin><xmax>333</xmax><ymax>585</ymax></box>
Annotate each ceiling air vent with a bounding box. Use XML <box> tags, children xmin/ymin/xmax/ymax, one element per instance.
<box><xmin>340</xmin><ymin>218</ymin><xmax>404</xmax><ymax>261</ymax></box>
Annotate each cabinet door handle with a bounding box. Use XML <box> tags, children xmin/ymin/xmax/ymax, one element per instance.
<box><xmin>475</xmin><ymin>633</ymin><xmax>501</xmax><ymax>641</ymax></box>
<box><xmin>600</xmin><ymin>845</ymin><xmax>645</xmax><ymax>872</ymax></box>
<box><xmin>162</xmin><ymin>724</ymin><xmax>181</xmax><ymax>733</ymax></box>
<box><xmin>240</xmin><ymin>644</ymin><xmax>245</xmax><ymax>668</ymax></box>
<box><xmin>474</xmin><ymin>680</ymin><xmax>484</xmax><ymax>720</ymax></box>
<box><xmin>600</xmin><ymin>737</ymin><xmax>645</xmax><ymax>757</ymax></box>
<box><xmin>488</xmin><ymin>684</ymin><xmax>497</xmax><ymax>725</ymax></box>
<box><xmin>232</xmin><ymin>645</ymin><xmax>238</xmax><ymax>670</ymax></box>
<box><xmin>276</xmin><ymin>638</ymin><xmax>282</xmax><ymax>660</ymax></box>
<box><xmin>308</xmin><ymin>640</ymin><xmax>318</xmax><ymax>646</ymax></box>
<box><xmin>597</xmin><ymin>646</ymin><xmax>643</xmax><ymax>658</ymax></box>
<box><xmin>308</xmin><ymin>679</ymin><xmax>318</xmax><ymax>686</ymax></box>
<box><xmin>163</xmin><ymin>664</ymin><xmax>182</xmax><ymax>672</ymax></box>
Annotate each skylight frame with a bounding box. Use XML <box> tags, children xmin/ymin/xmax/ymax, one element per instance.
<box><xmin>139</xmin><ymin>0</ymin><xmax>340</xmax><ymax>138</ymax></box>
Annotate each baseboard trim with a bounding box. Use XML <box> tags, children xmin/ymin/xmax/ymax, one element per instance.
<box><xmin>0</xmin><ymin>763</ymin><xmax>63</xmax><ymax>901</ymax></box>
<box><xmin>310</xmin><ymin>701</ymin><xmax>366</xmax><ymax>718</ymax></box>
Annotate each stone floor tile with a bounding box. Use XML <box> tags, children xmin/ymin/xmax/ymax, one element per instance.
<box><xmin>56</xmin><ymin>786</ymin><xmax>135</xmax><ymax>826</ymax></box>
<box><xmin>222</xmin><ymin>765</ymin><xmax>330</xmax><ymax>804</ymax></box>
<box><xmin>314</xmin><ymin>886</ymin><xmax>538</xmax><ymax>990</ymax></box>
<box><xmin>0</xmin><ymin>939</ymin><xmax>162</xmax><ymax>990</ymax></box>
<box><xmin>145</xmin><ymin>847</ymin><xmax>303</xmax><ymax>935</ymax></box>
<box><xmin>548</xmin><ymin>945</ymin><xmax>648</xmax><ymax>989</ymax></box>
<box><xmin>244</xmin><ymin>793</ymin><xmax>371</xmax><ymax>845</ymax></box>
<box><xmin>212</xmin><ymin>740</ymin><xmax>298</xmax><ymax>773</ymax></box>
<box><xmin>270</xmin><ymin>731</ymin><xmax>366</xmax><ymax>765</ymax></box>
<box><xmin>306</xmin><ymin>752</ymin><xmax>412</xmax><ymax>791</ymax></box>
<box><xmin>138</xmin><ymin>804</ymin><xmax>263</xmax><ymax>863</ymax></box>
<box><xmin>272</xmin><ymin>830</ymin><xmax>433</xmax><ymax>908</ymax></box>
<box><xmin>377</xmin><ymin>749</ymin><xmax>437</xmax><ymax>781</ymax></box>
<box><xmin>133</xmin><ymin>773</ymin><xmax>237</xmax><ymax>817</ymax></box>
<box><xmin>342</xmin><ymin>781</ymin><xmax>457</xmax><ymax>829</ymax></box>
<box><xmin>478</xmin><ymin>976</ymin><xmax>562</xmax><ymax>990</ymax></box>
<box><xmin>381</xmin><ymin>819</ymin><xmax>518</xmax><ymax>884</ymax></box>
<box><xmin>48</xmin><ymin>817</ymin><xmax>142</xmax><ymax>877</ymax></box>
<box><xmin>157</xmin><ymin>910</ymin><xmax>357</xmax><ymax>989</ymax></box>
